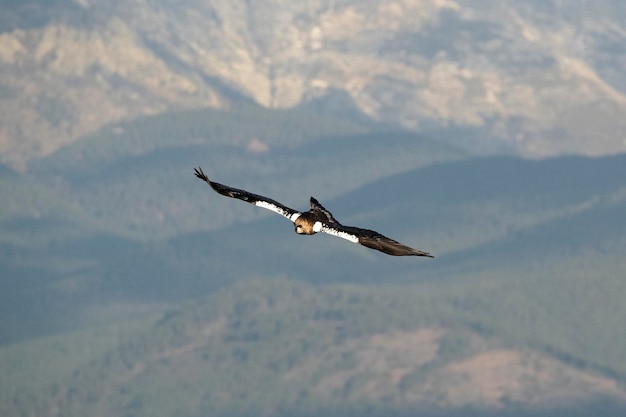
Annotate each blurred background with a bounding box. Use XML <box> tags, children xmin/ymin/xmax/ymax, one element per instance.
<box><xmin>1</xmin><ymin>1</ymin><xmax>626</xmax><ymax>416</ymax></box>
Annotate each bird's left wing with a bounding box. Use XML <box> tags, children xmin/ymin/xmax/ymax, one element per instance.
<box><xmin>309</xmin><ymin>197</ymin><xmax>339</xmax><ymax>224</ymax></box>
<box><xmin>194</xmin><ymin>167</ymin><xmax>301</xmax><ymax>222</ymax></box>
<box><xmin>319</xmin><ymin>223</ymin><xmax>434</xmax><ymax>257</ymax></box>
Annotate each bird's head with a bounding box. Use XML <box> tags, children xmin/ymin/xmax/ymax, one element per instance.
<box><xmin>294</xmin><ymin>218</ymin><xmax>316</xmax><ymax>235</ymax></box>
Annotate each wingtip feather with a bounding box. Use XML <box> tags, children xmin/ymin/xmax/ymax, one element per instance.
<box><xmin>413</xmin><ymin>249</ymin><xmax>434</xmax><ymax>258</ymax></box>
<box><xmin>194</xmin><ymin>166</ymin><xmax>210</xmax><ymax>182</ymax></box>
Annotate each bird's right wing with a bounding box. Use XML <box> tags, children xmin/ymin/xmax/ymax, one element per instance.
<box><xmin>194</xmin><ymin>167</ymin><xmax>301</xmax><ymax>222</ymax></box>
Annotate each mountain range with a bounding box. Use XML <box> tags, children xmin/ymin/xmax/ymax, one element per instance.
<box><xmin>2</xmin><ymin>0</ymin><xmax>626</xmax><ymax>169</ymax></box>
<box><xmin>2</xmin><ymin>2</ymin><xmax>626</xmax><ymax>416</ymax></box>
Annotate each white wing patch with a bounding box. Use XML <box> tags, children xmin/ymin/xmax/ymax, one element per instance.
<box><xmin>255</xmin><ymin>201</ymin><xmax>289</xmax><ymax>218</ymax></box>
<box><xmin>254</xmin><ymin>200</ymin><xmax>300</xmax><ymax>222</ymax></box>
<box><xmin>320</xmin><ymin>225</ymin><xmax>359</xmax><ymax>243</ymax></box>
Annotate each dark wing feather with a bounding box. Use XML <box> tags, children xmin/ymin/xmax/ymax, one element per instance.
<box><xmin>194</xmin><ymin>167</ymin><xmax>300</xmax><ymax>221</ymax></box>
<box><xmin>321</xmin><ymin>224</ymin><xmax>434</xmax><ymax>257</ymax></box>
<box><xmin>309</xmin><ymin>197</ymin><xmax>339</xmax><ymax>224</ymax></box>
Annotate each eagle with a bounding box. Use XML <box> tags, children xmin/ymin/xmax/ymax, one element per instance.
<box><xmin>194</xmin><ymin>167</ymin><xmax>434</xmax><ymax>258</ymax></box>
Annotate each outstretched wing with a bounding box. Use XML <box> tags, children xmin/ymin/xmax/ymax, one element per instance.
<box><xmin>319</xmin><ymin>223</ymin><xmax>434</xmax><ymax>257</ymax></box>
<box><xmin>194</xmin><ymin>167</ymin><xmax>301</xmax><ymax>222</ymax></box>
<box><xmin>309</xmin><ymin>197</ymin><xmax>339</xmax><ymax>224</ymax></box>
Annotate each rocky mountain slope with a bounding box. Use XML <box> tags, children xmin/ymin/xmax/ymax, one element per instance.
<box><xmin>2</xmin><ymin>0</ymin><xmax>626</xmax><ymax>168</ymax></box>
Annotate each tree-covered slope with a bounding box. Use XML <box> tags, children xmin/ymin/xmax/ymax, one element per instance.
<box><xmin>2</xmin><ymin>279</ymin><xmax>625</xmax><ymax>417</ymax></box>
<box><xmin>1</xmin><ymin>105</ymin><xmax>625</xmax><ymax>416</ymax></box>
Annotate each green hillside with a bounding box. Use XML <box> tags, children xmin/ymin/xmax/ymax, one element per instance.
<box><xmin>1</xmin><ymin>106</ymin><xmax>626</xmax><ymax>416</ymax></box>
<box><xmin>2</xmin><ymin>105</ymin><xmax>466</xmax><ymax>342</ymax></box>
<box><xmin>1</xmin><ymin>279</ymin><xmax>625</xmax><ymax>417</ymax></box>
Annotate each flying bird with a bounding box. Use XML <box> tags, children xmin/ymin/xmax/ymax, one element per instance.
<box><xmin>194</xmin><ymin>167</ymin><xmax>434</xmax><ymax>258</ymax></box>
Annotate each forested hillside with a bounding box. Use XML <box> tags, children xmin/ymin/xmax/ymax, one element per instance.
<box><xmin>1</xmin><ymin>104</ymin><xmax>625</xmax><ymax>416</ymax></box>
<box><xmin>2</xmin><ymin>279</ymin><xmax>626</xmax><ymax>417</ymax></box>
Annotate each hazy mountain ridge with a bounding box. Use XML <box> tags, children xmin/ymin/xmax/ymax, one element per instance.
<box><xmin>3</xmin><ymin>114</ymin><xmax>625</xmax><ymax>310</ymax></box>
<box><xmin>2</xmin><ymin>143</ymin><xmax>626</xmax><ymax>415</ymax></box>
<box><xmin>26</xmin><ymin>105</ymin><xmax>463</xmax><ymax>240</ymax></box>
<box><xmin>2</xmin><ymin>97</ymin><xmax>626</xmax><ymax>415</ymax></box>
<box><xmin>2</xmin><ymin>0</ymin><xmax>626</xmax><ymax>168</ymax></box>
